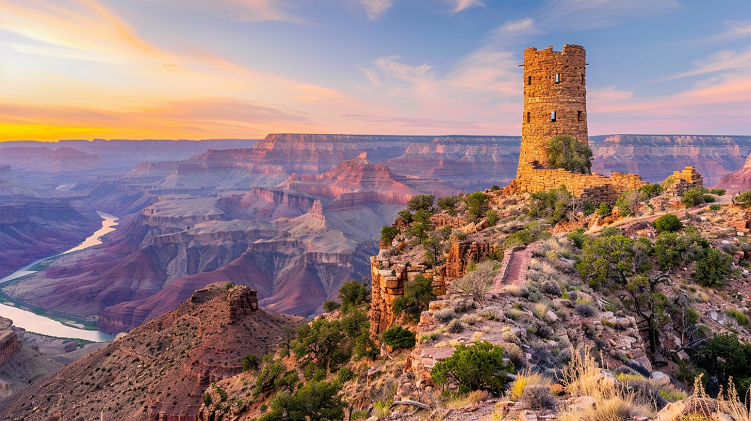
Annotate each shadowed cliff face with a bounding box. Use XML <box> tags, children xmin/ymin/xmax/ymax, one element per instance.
<box><xmin>0</xmin><ymin>284</ymin><xmax>302</xmax><ymax>421</ymax></box>
<box><xmin>716</xmin><ymin>152</ymin><xmax>751</xmax><ymax>191</ymax></box>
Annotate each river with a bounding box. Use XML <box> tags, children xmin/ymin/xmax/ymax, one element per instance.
<box><xmin>0</xmin><ymin>212</ymin><xmax>119</xmax><ymax>342</ymax></box>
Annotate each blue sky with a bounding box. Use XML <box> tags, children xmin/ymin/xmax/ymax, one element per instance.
<box><xmin>0</xmin><ymin>0</ymin><xmax>749</xmax><ymax>140</ymax></box>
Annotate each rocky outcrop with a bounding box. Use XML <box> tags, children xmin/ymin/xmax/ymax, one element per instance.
<box><xmin>0</xmin><ymin>283</ymin><xmax>302</xmax><ymax>421</ymax></box>
<box><xmin>716</xmin><ymin>152</ymin><xmax>751</xmax><ymax>192</ymax></box>
<box><xmin>663</xmin><ymin>166</ymin><xmax>704</xmax><ymax>196</ymax></box>
<box><xmin>0</xmin><ymin>318</ymin><xmax>20</xmax><ymax>367</ymax></box>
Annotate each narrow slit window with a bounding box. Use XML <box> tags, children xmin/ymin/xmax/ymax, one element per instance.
<box><xmin>527</xmin><ymin>75</ymin><xmax>532</xmax><ymax>85</ymax></box>
<box><xmin>527</xmin><ymin>112</ymin><xmax>531</xmax><ymax>123</ymax></box>
<box><xmin>551</xmin><ymin>111</ymin><xmax>557</xmax><ymax>122</ymax></box>
<box><xmin>555</xmin><ymin>73</ymin><xmax>560</xmax><ymax>84</ymax></box>
<box><xmin>577</xmin><ymin>111</ymin><xmax>583</xmax><ymax>122</ymax></box>
<box><xmin>581</xmin><ymin>74</ymin><xmax>585</xmax><ymax>84</ymax></box>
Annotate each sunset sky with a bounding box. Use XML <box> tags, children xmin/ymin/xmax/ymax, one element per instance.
<box><xmin>0</xmin><ymin>0</ymin><xmax>749</xmax><ymax>141</ymax></box>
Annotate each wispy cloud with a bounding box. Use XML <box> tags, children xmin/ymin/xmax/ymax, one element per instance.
<box><xmin>669</xmin><ymin>47</ymin><xmax>751</xmax><ymax>79</ymax></box>
<box><xmin>448</xmin><ymin>0</ymin><xmax>484</xmax><ymax>13</ymax></box>
<box><xmin>344</xmin><ymin>114</ymin><xmax>485</xmax><ymax>129</ymax></box>
<box><xmin>360</xmin><ymin>0</ymin><xmax>393</xmax><ymax>20</ymax></box>
<box><xmin>536</xmin><ymin>0</ymin><xmax>678</xmax><ymax>30</ymax></box>
<box><xmin>176</xmin><ymin>0</ymin><xmax>299</xmax><ymax>22</ymax></box>
<box><xmin>691</xmin><ymin>19</ymin><xmax>751</xmax><ymax>44</ymax></box>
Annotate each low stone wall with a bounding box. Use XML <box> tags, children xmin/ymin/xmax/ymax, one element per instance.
<box><xmin>664</xmin><ymin>166</ymin><xmax>703</xmax><ymax>196</ymax></box>
<box><xmin>506</xmin><ymin>167</ymin><xmax>646</xmax><ymax>202</ymax></box>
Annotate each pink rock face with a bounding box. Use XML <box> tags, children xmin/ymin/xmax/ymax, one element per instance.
<box><xmin>716</xmin><ymin>153</ymin><xmax>751</xmax><ymax>191</ymax></box>
<box><xmin>0</xmin><ymin>147</ymin><xmax>102</xmax><ymax>173</ymax></box>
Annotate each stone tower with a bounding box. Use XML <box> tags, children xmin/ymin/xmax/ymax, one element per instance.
<box><xmin>518</xmin><ymin>45</ymin><xmax>588</xmax><ymax>173</ymax></box>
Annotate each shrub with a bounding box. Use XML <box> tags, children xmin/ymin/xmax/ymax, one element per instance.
<box><xmin>575</xmin><ymin>304</ymin><xmax>595</xmax><ymax>317</ymax></box>
<box><xmin>545</xmin><ymin>135</ymin><xmax>593</xmax><ymax>174</ymax></box>
<box><xmin>682</xmin><ymin>187</ymin><xmax>708</xmax><ymax>207</ymax></box>
<box><xmin>241</xmin><ymin>353</ymin><xmax>260</xmax><ymax>372</ymax></box>
<box><xmin>485</xmin><ymin>209</ymin><xmax>499</xmax><ymax>226</ymax></box>
<box><xmin>451</xmin><ymin>261</ymin><xmax>495</xmax><ymax>304</ymax></box>
<box><xmin>258</xmin><ymin>380</ymin><xmax>344</xmax><ymax>421</ymax></box>
<box><xmin>695</xmin><ymin>334</ymin><xmax>751</xmax><ymax>397</ymax></box>
<box><xmin>541</xmin><ymin>280</ymin><xmax>562</xmax><ymax>296</ymax></box>
<box><xmin>292</xmin><ymin>319</ymin><xmax>350</xmax><ymax>373</ymax></box>
<box><xmin>522</xmin><ymin>385</ymin><xmax>556</xmax><ymax>410</ymax></box>
<box><xmin>224</xmin><ymin>282</ymin><xmax>235</xmax><ymax>290</ymax></box>
<box><xmin>726</xmin><ymin>308</ymin><xmax>749</xmax><ymax>326</ymax></box>
<box><xmin>372</xmin><ymin>401</ymin><xmax>390</xmax><ymax>419</ymax></box>
<box><xmin>639</xmin><ymin>183</ymin><xmax>664</xmax><ymax>199</ymax></box>
<box><xmin>528</xmin><ymin>187</ymin><xmax>572</xmax><ymax>224</ymax></box>
<box><xmin>465</xmin><ymin>192</ymin><xmax>492</xmax><ymax>220</ymax></box>
<box><xmin>615</xmin><ymin>191</ymin><xmax>641</xmax><ymax>216</ymax></box>
<box><xmin>710</xmin><ymin>188</ymin><xmax>726</xmax><ymax>196</ymax></box>
<box><xmin>204</xmin><ymin>392</ymin><xmax>212</xmax><ymax>405</ymax></box>
<box><xmin>322</xmin><ymin>301</ymin><xmax>341</xmax><ymax>312</ymax></box>
<box><xmin>567</xmin><ymin>228</ymin><xmax>589</xmax><ymax>249</ymax></box>
<box><xmin>438</xmin><ymin>196</ymin><xmax>460</xmax><ymax>215</ymax></box>
<box><xmin>431</xmin><ymin>341</ymin><xmax>515</xmax><ymax>393</ymax></box>
<box><xmin>407</xmin><ymin>194</ymin><xmax>434</xmax><ymax>212</ymax></box>
<box><xmin>709</xmin><ymin>204</ymin><xmax>721</xmax><ymax>211</ymax></box>
<box><xmin>447</xmin><ymin>319</ymin><xmax>464</xmax><ymax>334</ymax></box>
<box><xmin>397</xmin><ymin>209</ymin><xmax>412</xmax><ymax>224</ymax></box>
<box><xmin>254</xmin><ymin>360</ymin><xmax>287</xmax><ymax>396</ymax></box>
<box><xmin>506</xmin><ymin>221</ymin><xmax>550</xmax><ymax>248</ymax></box>
<box><xmin>380</xmin><ymin>226</ymin><xmax>399</xmax><ymax>247</ymax></box>
<box><xmin>339</xmin><ymin>281</ymin><xmax>367</xmax><ymax>311</ymax></box>
<box><xmin>694</xmin><ymin>248</ymin><xmax>732</xmax><ymax>287</ymax></box>
<box><xmin>596</xmin><ymin>202</ymin><xmax>612</xmax><ymax>216</ymax></box>
<box><xmin>392</xmin><ymin>274</ymin><xmax>434</xmax><ymax>322</ymax></box>
<box><xmin>653</xmin><ymin>214</ymin><xmax>683</xmax><ymax>233</ymax></box>
<box><xmin>736</xmin><ymin>191</ymin><xmax>751</xmax><ymax>208</ymax></box>
<box><xmin>434</xmin><ymin>308</ymin><xmax>458</xmax><ymax>323</ymax></box>
<box><xmin>382</xmin><ymin>326</ymin><xmax>416</xmax><ymax>349</ymax></box>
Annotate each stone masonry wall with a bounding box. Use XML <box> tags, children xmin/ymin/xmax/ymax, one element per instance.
<box><xmin>663</xmin><ymin>166</ymin><xmax>704</xmax><ymax>196</ymax></box>
<box><xmin>507</xmin><ymin>167</ymin><xmax>647</xmax><ymax>202</ymax></box>
<box><xmin>519</xmin><ymin>45</ymin><xmax>588</xmax><ymax>172</ymax></box>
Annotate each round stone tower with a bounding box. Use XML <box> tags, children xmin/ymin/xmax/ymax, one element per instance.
<box><xmin>518</xmin><ymin>44</ymin><xmax>588</xmax><ymax>174</ymax></box>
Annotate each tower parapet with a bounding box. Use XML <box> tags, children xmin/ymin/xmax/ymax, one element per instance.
<box><xmin>519</xmin><ymin>44</ymin><xmax>588</xmax><ymax>173</ymax></box>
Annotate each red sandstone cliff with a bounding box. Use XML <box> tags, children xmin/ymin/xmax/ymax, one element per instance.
<box><xmin>0</xmin><ymin>284</ymin><xmax>302</xmax><ymax>421</ymax></box>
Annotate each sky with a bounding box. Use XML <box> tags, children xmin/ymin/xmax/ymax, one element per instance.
<box><xmin>0</xmin><ymin>0</ymin><xmax>749</xmax><ymax>141</ymax></box>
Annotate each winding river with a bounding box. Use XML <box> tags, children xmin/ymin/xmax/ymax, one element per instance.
<box><xmin>0</xmin><ymin>212</ymin><xmax>118</xmax><ymax>342</ymax></box>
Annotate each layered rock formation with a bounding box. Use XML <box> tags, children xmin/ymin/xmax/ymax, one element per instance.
<box><xmin>0</xmin><ymin>284</ymin><xmax>302</xmax><ymax>421</ymax></box>
<box><xmin>0</xmin><ymin>147</ymin><xmax>101</xmax><ymax>173</ymax></box>
<box><xmin>0</xmin><ymin>318</ymin><xmax>20</xmax><ymax>367</ymax></box>
<box><xmin>590</xmin><ymin>135</ymin><xmax>751</xmax><ymax>186</ymax></box>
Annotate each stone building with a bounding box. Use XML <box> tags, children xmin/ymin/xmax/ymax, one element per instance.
<box><xmin>507</xmin><ymin>44</ymin><xmax>650</xmax><ymax>202</ymax></box>
<box><xmin>518</xmin><ymin>44</ymin><xmax>588</xmax><ymax>173</ymax></box>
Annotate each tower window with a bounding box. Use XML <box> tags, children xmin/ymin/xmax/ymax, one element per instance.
<box><xmin>581</xmin><ymin>74</ymin><xmax>585</xmax><ymax>84</ymax></box>
<box><xmin>527</xmin><ymin>75</ymin><xmax>532</xmax><ymax>85</ymax></box>
<box><xmin>555</xmin><ymin>73</ymin><xmax>560</xmax><ymax>84</ymax></box>
<box><xmin>578</xmin><ymin>111</ymin><xmax>583</xmax><ymax>122</ymax></box>
<box><xmin>551</xmin><ymin>111</ymin><xmax>557</xmax><ymax>122</ymax></box>
<box><xmin>527</xmin><ymin>112</ymin><xmax>531</xmax><ymax>123</ymax></box>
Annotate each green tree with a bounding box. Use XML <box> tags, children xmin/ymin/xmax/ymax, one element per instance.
<box><xmin>380</xmin><ymin>225</ymin><xmax>399</xmax><ymax>247</ymax></box>
<box><xmin>695</xmin><ymin>334</ymin><xmax>751</xmax><ymax>397</ymax></box>
<box><xmin>545</xmin><ymin>135</ymin><xmax>593</xmax><ymax>174</ymax></box>
<box><xmin>438</xmin><ymin>196</ymin><xmax>460</xmax><ymax>216</ymax></box>
<box><xmin>322</xmin><ymin>301</ymin><xmax>341</xmax><ymax>312</ymax></box>
<box><xmin>528</xmin><ymin>187</ymin><xmax>572</xmax><ymax>224</ymax></box>
<box><xmin>615</xmin><ymin>191</ymin><xmax>641</xmax><ymax>216</ymax></box>
<box><xmin>407</xmin><ymin>195</ymin><xmax>435</xmax><ymax>212</ymax></box>
<box><xmin>291</xmin><ymin>319</ymin><xmax>350</xmax><ymax>373</ymax></box>
<box><xmin>576</xmin><ymin>234</ymin><xmax>668</xmax><ymax>353</ymax></box>
<box><xmin>653</xmin><ymin>230</ymin><xmax>707</xmax><ymax>272</ymax></box>
<box><xmin>639</xmin><ymin>183</ymin><xmax>664</xmax><ymax>199</ymax></box>
<box><xmin>241</xmin><ymin>353</ymin><xmax>260</xmax><ymax>372</ymax></box>
<box><xmin>422</xmin><ymin>234</ymin><xmax>444</xmax><ymax>268</ymax></box>
<box><xmin>352</xmin><ymin>328</ymin><xmax>378</xmax><ymax>361</ymax></box>
<box><xmin>258</xmin><ymin>380</ymin><xmax>344</xmax><ymax>421</ymax></box>
<box><xmin>338</xmin><ymin>281</ymin><xmax>367</xmax><ymax>312</ymax></box>
<box><xmin>735</xmin><ymin>191</ymin><xmax>751</xmax><ymax>208</ymax></box>
<box><xmin>431</xmin><ymin>341</ymin><xmax>515</xmax><ymax>392</ymax></box>
<box><xmin>653</xmin><ymin>214</ymin><xmax>683</xmax><ymax>234</ymax></box>
<box><xmin>465</xmin><ymin>192</ymin><xmax>491</xmax><ymax>220</ymax></box>
<box><xmin>596</xmin><ymin>203</ymin><xmax>612</xmax><ymax>216</ymax></box>
<box><xmin>397</xmin><ymin>209</ymin><xmax>413</xmax><ymax>224</ymax></box>
<box><xmin>682</xmin><ymin>187</ymin><xmax>707</xmax><ymax>208</ymax></box>
<box><xmin>392</xmin><ymin>274</ymin><xmax>434</xmax><ymax>322</ymax></box>
<box><xmin>382</xmin><ymin>326</ymin><xmax>416</xmax><ymax>349</ymax></box>
<box><xmin>694</xmin><ymin>248</ymin><xmax>733</xmax><ymax>287</ymax></box>
<box><xmin>407</xmin><ymin>209</ymin><xmax>433</xmax><ymax>243</ymax></box>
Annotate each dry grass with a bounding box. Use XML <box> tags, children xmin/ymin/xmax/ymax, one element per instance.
<box><xmin>557</xmin><ymin>347</ymin><xmax>653</xmax><ymax>420</ymax></box>
<box><xmin>372</xmin><ymin>401</ymin><xmax>390</xmax><ymax>419</ymax></box>
<box><xmin>533</xmin><ymin>302</ymin><xmax>549</xmax><ymax>319</ymax></box>
<box><xmin>718</xmin><ymin>378</ymin><xmax>751</xmax><ymax>421</ymax></box>
<box><xmin>447</xmin><ymin>390</ymin><xmax>489</xmax><ymax>409</ymax></box>
<box><xmin>508</xmin><ymin>370</ymin><xmax>546</xmax><ymax>401</ymax></box>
